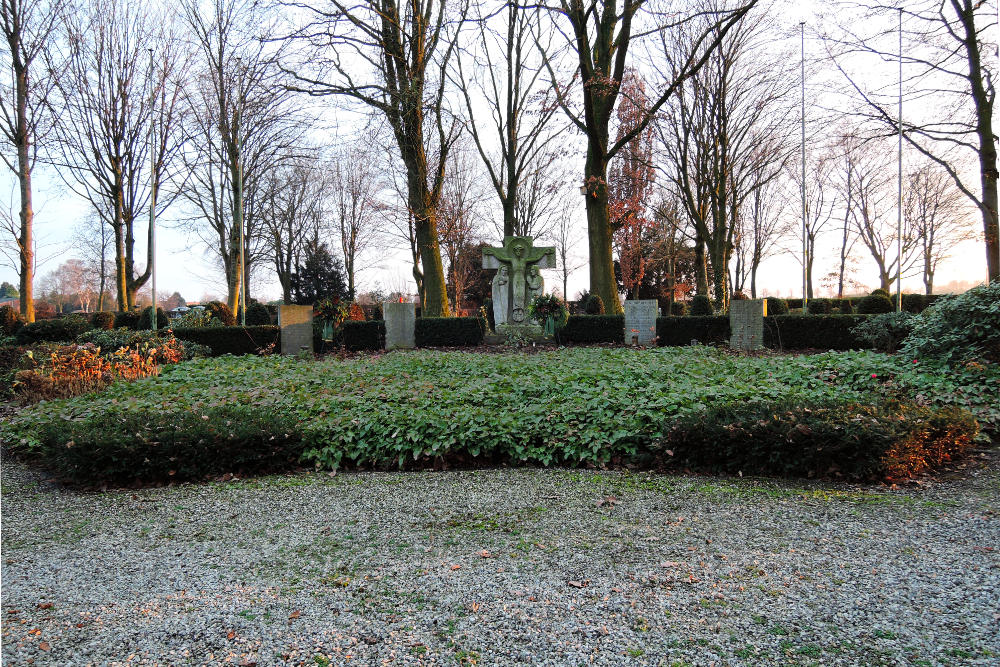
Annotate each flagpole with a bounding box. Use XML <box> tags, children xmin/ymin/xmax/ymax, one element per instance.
<box><xmin>800</xmin><ymin>21</ymin><xmax>808</xmax><ymax>312</ymax></box>
<box><xmin>896</xmin><ymin>8</ymin><xmax>903</xmax><ymax>312</ymax></box>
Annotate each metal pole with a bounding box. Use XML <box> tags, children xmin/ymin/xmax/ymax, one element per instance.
<box><xmin>897</xmin><ymin>8</ymin><xmax>903</xmax><ymax>312</ymax></box>
<box><xmin>801</xmin><ymin>22</ymin><xmax>808</xmax><ymax>312</ymax></box>
<box><xmin>238</xmin><ymin>141</ymin><xmax>245</xmax><ymax>327</ymax></box>
<box><xmin>148</xmin><ymin>48</ymin><xmax>157</xmax><ymax>326</ymax></box>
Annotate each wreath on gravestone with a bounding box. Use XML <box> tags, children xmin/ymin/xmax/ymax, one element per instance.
<box><xmin>314</xmin><ymin>298</ymin><xmax>349</xmax><ymax>340</ymax></box>
<box><xmin>528</xmin><ymin>294</ymin><xmax>569</xmax><ymax>335</ymax></box>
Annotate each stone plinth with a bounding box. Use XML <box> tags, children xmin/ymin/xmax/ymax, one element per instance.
<box><xmin>278</xmin><ymin>305</ymin><xmax>314</xmax><ymax>355</ymax></box>
<box><xmin>383</xmin><ymin>301</ymin><xmax>416</xmax><ymax>350</ymax></box>
<box><xmin>729</xmin><ymin>299</ymin><xmax>767</xmax><ymax>351</ymax></box>
<box><xmin>624</xmin><ymin>299</ymin><xmax>659</xmax><ymax>345</ymax></box>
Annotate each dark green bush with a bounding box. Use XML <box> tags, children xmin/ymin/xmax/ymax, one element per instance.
<box><xmin>838</xmin><ymin>300</ymin><xmax>854</xmax><ymax>314</ymax></box>
<box><xmin>765</xmin><ymin>297</ymin><xmax>789</xmax><ymax>315</ymax></box>
<box><xmin>558</xmin><ymin>315</ymin><xmax>624</xmax><ymax>344</ymax></box>
<box><xmin>581</xmin><ymin>293</ymin><xmax>605</xmax><ymax>315</ymax></box>
<box><xmin>807</xmin><ymin>298</ymin><xmax>832</xmax><ymax>315</ymax></box>
<box><xmin>90</xmin><ymin>311</ymin><xmax>115</xmax><ymax>330</ymax></box>
<box><xmin>0</xmin><ymin>304</ymin><xmax>22</xmax><ymax>335</ymax></box>
<box><xmin>852</xmin><ymin>312</ymin><xmax>917</xmax><ymax>353</ymax></box>
<box><xmin>669</xmin><ymin>301</ymin><xmax>686</xmax><ymax>316</ymax></box>
<box><xmin>415</xmin><ymin>317</ymin><xmax>484</xmax><ymax>347</ymax></box>
<box><xmin>764</xmin><ymin>315</ymin><xmax>870</xmax><ymax>350</ymax></box>
<box><xmin>902</xmin><ymin>293</ymin><xmax>926</xmax><ymax>313</ymax></box>
<box><xmin>114</xmin><ymin>311</ymin><xmax>141</xmax><ymax>330</ymax></box>
<box><xmin>172</xmin><ymin>326</ymin><xmax>279</xmax><ymax>356</ymax></box>
<box><xmin>656</xmin><ymin>316</ymin><xmax>729</xmax><ymax>346</ymax></box>
<box><xmin>342</xmin><ymin>320</ymin><xmax>385</xmax><ymax>351</ymax></box>
<box><xmin>205</xmin><ymin>301</ymin><xmax>237</xmax><ymax>326</ymax></box>
<box><xmin>857</xmin><ymin>294</ymin><xmax>894</xmax><ymax>314</ymax></box>
<box><xmin>658</xmin><ymin>400</ymin><xmax>978</xmax><ymax>481</ymax></box>
<box><xmin>18</xmin><ymin>405</ymin><xmax>303</xmax><ymax>484</ymax></box>
<box><xmin>689</xmin><ymin>294</ymin><xmax>714</xmax><ymax>316</ymax></box>
<box><xmin>901</xmin><ymin>281</ymin><xmax>1000</xmax><ymax>364</ymax></box>
<box><xmin>870</xmin><ymin>288</ymin><xmax>891</xmax><ymax>299</ymax></box>
<box><xmin>245</xmin><ymin>301</ymin><xmax>272</xmax><ymax>325</ymax></box>
<box><xmin>16</xmin><ymin>315</ymin><xmax>93</xmax><ymax>343</ymax></box>
<box><xmin>138</xmin><ymin>306</ymin><xmax>169</xmax><ymax>330</ymax></box>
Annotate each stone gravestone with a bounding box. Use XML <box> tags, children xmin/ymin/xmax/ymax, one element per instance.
<box><xmin>278</xmin><ymin>305</ymin><xmax>314</xmax><ymax>355</ymax></box>
<box><xmin>729</xmin><ymin>299</ymin><xmax>767</xmax><ymax>351</ymax></box>
<box><xmin>624</xmin><ymin>299</ymin><xmax>658</xmax><ymax>345</ymax></box>
<box><xmin>383</xmin><ymin>301</ymin><xmax>416</xmax><ymax>350</ymax></box>
<box><xmin>482</xmin><ymin>236</ymin><xmax>556</xmax><ymax>329</ymax></box>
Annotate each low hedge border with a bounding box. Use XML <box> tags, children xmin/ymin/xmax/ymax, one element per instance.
<box><xmin>655</xmin><ymin>315</ymin><xmax>873</xmax><ymax>350</ymax></box>
<box><xmin>558</xmin><ymin>315</ymin><xmax>625</xmax><ymax>344</ymax></box>
<box><xmin>342</xmin><ymin>320</ymin><xmax>386</xmax><ymax>352</ymax></box>
<box><xmin>415</xmin><ymin>317</ymin><xmax>484</xmax><ymax>347</ymax></box>
<box><xmin>171</xmin><ymin>326</ymin><xmax>279</xmax><ymax>356</ymax></box>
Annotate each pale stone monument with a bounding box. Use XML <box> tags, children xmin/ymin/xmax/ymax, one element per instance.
<box><xmin>278</xmin><ymin>305</ymin><xmax>314</xmax><ymax>355</ymax></box>
<box><xmin>729</xmin><ymin>299</ymin><xmax>767</xmax><ymax>351</ymax></box>
<box><xmin>624</xmin><ymin>299</ymin><xmax>658</xmax><ymax>345</ymax></box>
<box><xmin>482</xmin><ymin>236</ymin><xmax>556</xmax><ymax>329</ymax></box>
<box><xmin>383</xmin><ymin>301</ymin><xmax>416</xmax><ymax>350</ymax></box>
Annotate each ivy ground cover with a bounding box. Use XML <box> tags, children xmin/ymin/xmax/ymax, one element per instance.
<box><xmin>3</xmin><ymin>347</ymin><xmax>996</xmax><ymax>484</ymax></box>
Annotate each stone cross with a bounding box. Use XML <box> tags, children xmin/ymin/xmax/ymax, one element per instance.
<box><xmin>483</xmin><ymin>236</ymin><xmax>556</xmax><ymax>326</ymax></box>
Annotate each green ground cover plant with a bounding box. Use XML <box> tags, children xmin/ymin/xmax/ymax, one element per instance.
<box><xmin>3</xmin><ymin>347</ymin><xmax>995</xmax><ymax>484</ymax></box>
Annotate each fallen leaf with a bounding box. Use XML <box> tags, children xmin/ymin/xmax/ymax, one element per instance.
<box><xmin>37</xmin><ymin>603</ymin><xmax>53</xmax><ymax>610</ymax></box>
<box><xmin>597</xmin><ymin>496</ymin><xmax>617</xmax><ymax>508</ymax></box>
<box><xmin>288</xmin><ymin>610</ymin><xmax>301</xmax><ymax>619</ymax></box>
<box><xmin>568</xmin><ymin>580</ymin><xmax>588</xmax><ymax>588</ymax></box>
<box><xmin>479</xmin><ymin>550</ymin><xmax>492</xmax><ymax>558</ymax></box>
<box><xmin>450</xmin><ymin>564</ymin><xmax>461</xmax><ymax>571</ymax></box>
<box><xmin>39</xmin><ymin>641</ymin><xmax>50</xmax><ymax>651</ymax></box>
<box><xmin>227</xmin><ymin>630</ymin><xmax>236</xmax><ymax>640</ymax></box>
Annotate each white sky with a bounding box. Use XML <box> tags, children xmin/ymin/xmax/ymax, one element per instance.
<box><xmin>1</xmin><ymin>0</ymin><xmax>995</xmax><ymax>304</ymax></box>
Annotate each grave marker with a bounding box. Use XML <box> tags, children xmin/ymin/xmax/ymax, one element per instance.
<box><xmin>278</xmin><ymin>305</ymin><xmax>314</xmax><ymax>355</ymax></box>
<box><xmin>624</xmin><ymin>299</ymin><xmax>658</xmax><ymax>345</ymax></box>
<box><xmin>729</xmin><ymin>299</ymin><xmax>766</xmax><ymax>351</ymax></box>
<box><xmin>383</xmin><ymin>301</ymin><xmax>416</xmax><ymax>350</ymax></box>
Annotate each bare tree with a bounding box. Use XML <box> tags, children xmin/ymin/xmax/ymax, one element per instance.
<box><xmin>823</xmin><ymin>0</ymin><xmax>997</xmax><ymax>283</ymax></box>
<box><xmin>905</xmin><ymin>161</ymin><xmax>976</xmax><ymax>294</ymax></box>
<box><xmin>453</xmin><ymin>0</ymin><xmax>565</xmax><ymax>238</ymax></box>
<box><xmin>73</xmin><ymin>215</ymin><xmax>112</xmax><ymax>311</ymax></box>
<box><xmin>847</xmin><ymin>139</ymin><xmax>921</xmax><ymax>290</ymax></box>
<box><xmin>281</xmin><ymin>0</ymin><xmax>469</xmax><ymax>317</ymax></box>
<box><xmin>181</xmin><ymin>0</ymin><xmax>305</xmax><ymax>316</ymax></box>
<box><xmin>1</xmin><ymin>0</ymin><xmax>67</xmax><ymax>321</ymax></box>
<box><xmin>330</xmin><ymin>142</ymin><xmax>385</xmax><ymax>299</ymax></box>
<box><xmin>786</xmin><ymin>152</ymin><xmax>838</xmax><ymax>298</ymax></box>
<box><xmin>258</xmin><ymin>160</ymin><xmax>323</xmax><ymax>303</ymax></box>
<box><xmin>658</xmin><ymin>2</ymin><xmax>795</xmax><ymax>309</ymax></box>
<box><xmin>53</xmin><ymin>0</ymin><xmax>185</xmax><ymax>311</ymax></box>
<box><xmin>538</xmin><ymin>0</ymin><xmax>756</xmax><ymax>314</ymax></box>
<box><xmin>437</xmin><ymin>145</ymin><xmax>484</xmax><ymax>313</ymax></box>
<box><xmin>552</xmin><ymin>211</ymin><xmax>584</xmax><ymax>299</ymax></box>
<box><xmin>732</xmin><ymin>173</ymin><xmax>786</xmax><ymax>297</ymax></box>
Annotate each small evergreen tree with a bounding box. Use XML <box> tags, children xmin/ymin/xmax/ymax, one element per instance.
<box><xmin>290</xmin><ymin>239</ymin><xmax>351</xmax><ymax>305</ymax></box>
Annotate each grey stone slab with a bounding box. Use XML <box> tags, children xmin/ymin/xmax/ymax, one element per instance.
<box><xmin>729</xmin><ymin>299</ymin><xmax>766</xmax><ymax>351</ymax></box>
<box><xmin>384</xmin><ymin>301</ymin><xmax>416</xmax><ymax>350</ymax></box>
<box><xmin>278</xmin><ymin>305</ymin><xmax>314</xmax><ymax>355</ymax></box>
<box><xmin>624</xmin><ymin>299</ymin><xmax>659</xmax><ymax>345</ymax></box>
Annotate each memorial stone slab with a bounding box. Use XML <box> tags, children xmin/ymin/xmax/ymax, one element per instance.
<box><xmin>383</xmin><ymin>301</ymin><xmax>416</xmax><ymax>350</ymax></box>
<box><xmin>729</xmin><ymin>299</ymin><xmax>766</xmax><ymax>351</ymax></box>
<box><xmin>624</xmin><ymin>299</ymin><xmax>659</xmax><ymax>345</ymax></box>
<box><xmin>278</xmin><ymin>305</ymin><xmax>314</xmax><ymax>355</ymax></box>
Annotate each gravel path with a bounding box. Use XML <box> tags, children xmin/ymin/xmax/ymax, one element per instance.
<box><xmin>2</xmin><ymin>457</ymin><xmax>998</xmax><ymax>666</ymax></box>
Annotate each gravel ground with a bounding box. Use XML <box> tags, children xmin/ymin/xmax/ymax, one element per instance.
<box><xmin>2</xmin><ymin>456</ymin><xmax>998</xmax><ymax>666</ymax></box>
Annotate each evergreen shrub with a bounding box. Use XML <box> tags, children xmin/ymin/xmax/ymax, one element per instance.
<box><xmin>656</xmin><ymin>316</ymin><xmax>729</xmax><ymax>346</ymax></box>
<box><xmin>415</xmin><ymin>317</ymin><xmax>484</xmax><ymax>347</ymax></box>
<box><xmin>558</xmin><ymin>315</ymin><xmax>624</xmax><ymax>344</ymax></box>
<box><xmin>172</xmin><ymin>326</ymin><xmax>279</xmax><ymax>356</ymax></box>
<box><xmin>857</xmin><ymin>294</ymin><xmax>894</xmax><ymax>314</ymax></box>
<box><xmin>689</xmin><ymin>295</ymin><xmax>714</xmax><ymax>316</ymax></box>
<box><xmin>16</xmin><ymin>315</ymin><xmax>92</xmax><ymax>343</ymax></box>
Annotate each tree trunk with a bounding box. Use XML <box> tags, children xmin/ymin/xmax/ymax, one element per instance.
<box><xmin>958</xmin><ymin>1</ymin><xmax>999</xmax><ymax>282</ymax></box>
<box><xmin>16</xmin><ymin>133</ymin><xmax>34</xmax><ymax>323</ymax></box>
<box><xmin>583</xmin><ymin>155</ymin><xmax>622</xmax><ymax>315</ymax></box>
<box><xmin>228</xmin><ymin>161</ymin><xmax>244</xmax><ymax>314</ymax></box>
<box><xmin>694</xmin><ymin>235</ymin><xmax>708</xmax><ymax>295</ymax></box>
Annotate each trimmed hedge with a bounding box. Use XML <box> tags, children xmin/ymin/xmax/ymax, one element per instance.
<box><xmin>415</xmin><ymin>317</ymin><xmax>484</xmax><ymax>347</ymax></box>
<box><xmin>690</xmin><ymin>294</ymin><xmax>714</xmax><ymax>316</ymax></box>
<box><xmin>205</xmin><ymin>301</ymin><xmax>237</xmax><ymax>326</ymax></box>
<box><xmin>765</xmin><ymin>297</ymin><xmax>789</xmax><ymax>315</ymax></box>
<box><xmin>558</xmin><ymin>315</ymin><xmax>625</xmax><ymax>344</ymax></box>
<box><xmin>807</xmin><ymin>298</ymin><xmax>832</xmax><ymax>315</ymax></box>
<box><xmin>139</xmin><ymin>306</ymin><xmax>169</xmax><ymax>330</ymax></box>
<box><xmin>1</xmin><ymin>304</ymin><xmax>23</xmax><ymax>335</ymax></box>
<box><xmin>857</xmin><ymin>294</ymin><xmax>894</xmax><ymax>314</ymax></box>
<box><xmin>245</xmin><ymin>301</ymin><xmax>272</xmax><ymax>325</ymax></box>
<box><xmin>172</xmin><ymin>326</ymin><xmax>279</xmax><ymax>356</ymax></box>
<box><xmin>90</xmin><ymin>311</ymin><xmax>115</xmax><ymax>330</ymax></box>
<box><xmin>764</xmin><ymin>315</ymin><xmax>869</xmax><ymax>350</ymax></box>
<box><xmin>114</xmin><ymin>311</ymin><xmax>141</xmax><ymax>330</ymax></box>
<box><xmin>16</xmin><ymin>315</ymin><xmax>93</xmax><ymax>343</ymax></box>
<box><xmin>656</xmin><ymin>316</ymin><xmax>729</xmax><ymax>346</ymax></box>
<box><xmin>659</xmin><ymin>401</ymin><xmax>978</xmax><ymax>481</ymax></box>
<box><xmin>342</xmin><ymin>320</ymin><xmax>385</xmax><ymax>351</ymax></box>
